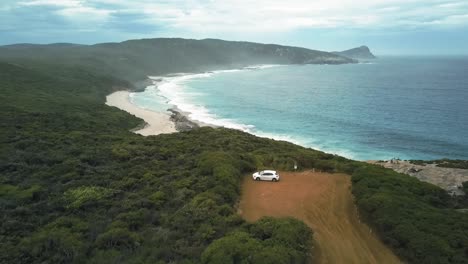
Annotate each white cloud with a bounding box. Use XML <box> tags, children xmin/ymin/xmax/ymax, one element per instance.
<box><xmin>11</xmin><ymin>0</ymin><xmax>468</xmax><ymax>34</ymax></box>
<box><xmin>94</xmin><ymin>0</ymin><xmax>468</xmax><ymax>33</ymax></box>
<box><xmin>56</xmin><ymin>6</ymin><xmax>112</xmax><ymax>23</ymax></box>
<box><xmin>18</xmin><ymin>0</ymin><xmax>113</xmax><ymax>25</ymax></box>
<box><xmin>18</xmin><ymin>0</ymin><xmax>83</xmax><ymax>7</ymax></box>
<box><xmin>425</xmin><ymin>13</ymin><xmax>468</xmax><ymax>25</ymax></box>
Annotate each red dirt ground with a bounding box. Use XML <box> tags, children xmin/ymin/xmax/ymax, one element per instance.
<box><xmin>238</xmin><ymin>171</ymin><xmax>400</xmax><ymax>264</ymax></box>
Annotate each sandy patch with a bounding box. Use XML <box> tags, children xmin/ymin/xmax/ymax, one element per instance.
<box><xmin>106</xmin><ymin>91</ymin><xmax>176</xmax><ymax>136</ymax></box>
<box><xmin>238</xmin><ymin>171</ymin><xmax>400</xmax><ymax>264</ymax></box>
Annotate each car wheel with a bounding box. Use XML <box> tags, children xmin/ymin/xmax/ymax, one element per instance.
<box><xmin>272</xmin><ymin>178</ymin><xmax>277</xmax><ymax>182</ymax></box>
<box><xmin>255</xmin><ymin>177</ymin><xmax>260</xmax><ymax>181</ymax></box>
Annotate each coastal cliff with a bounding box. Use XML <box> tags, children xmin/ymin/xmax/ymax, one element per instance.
<box><xmin>0</xmin><ymin>38</ymin><xmax>354</xmax><ymax>84</ymax></box>
<box><xmin>2</xmin><ymin>39</ymin><xmax>468</xmax><ymax>264</ymax></box>
<box><xmin>333</xmin><ymin>45</ymin><xmax>376</xmax><ymax>60</ymax></box>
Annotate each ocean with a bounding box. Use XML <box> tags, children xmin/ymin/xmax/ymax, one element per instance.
<box><xmin>131</xmin><ymin>56</ymin><xmax>468</xmax><ymax>161</ymax></box>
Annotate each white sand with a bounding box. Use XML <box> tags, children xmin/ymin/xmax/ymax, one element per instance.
<box><xmin>106</xmin><ymin>91</ymin><xmax>177</xmax><ymax>136</ymax></box>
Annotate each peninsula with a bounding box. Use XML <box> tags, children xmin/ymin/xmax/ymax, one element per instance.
<box><xmin>1</xmin><ymin>38</ymin><xmax>467</xmax><ymax>264</ymax></box>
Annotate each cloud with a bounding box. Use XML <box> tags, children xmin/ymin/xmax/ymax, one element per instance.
<box><xmin>1</xmin><ymin>0</ymin><xmax>467</xmax><ymax>44</ymax></box>
<box><xmin>18</xmin><ymin>0</ymin><xmax>83</xmax><ymax>7</ymax></box>
<box><xmin>90</xmin><ymin>0</ymin><xmax>468</xmax><ymax>33</ymax></box>
<box><xmin>9</xmin><ymin>0</ymin><xmax>113</xmax><ymax>30</ymax></box>
<box><xmin>56</xmin><ymin>6</ymin><xmax>112</xmax><ymax>24</ymax></box>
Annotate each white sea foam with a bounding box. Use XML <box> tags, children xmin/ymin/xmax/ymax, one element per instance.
<box><xmin>241</xmin><ymin>130</ymin><xmax>358</xmax><ymax>159</ymax></box>
<box><xmin>142</xmin><ymin>64</ymin><xmax>360</xmax><ymax>159</ymax></box>
<box><xmin>254</xmin><ymin>131</ymin><xmax>306</xmax><ymax>145</ymax></box>
<box><xmin>321</xmin><ymin>148</ymin><xmax>357</xmax><ymax>160</ymax></box>
<box><xmin>128</xmin><ymin>91</ymin><xmax>137</xmax><ymax>104</ymax></box>
<box><xmin>211</xmin><ymin>69</ymin><xmax>243</xmax><ymax>74</ymax></box>
<box><xmin>146</xmin><ymin>65</ymin><xmax>284</xmax><ymax>131</ymax></box>
<box><xmin>245</xmin><ymin>64</ymin><xmax>285</xmax><ymax>70</ymax></box>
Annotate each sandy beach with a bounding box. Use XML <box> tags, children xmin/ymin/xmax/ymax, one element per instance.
<box><xmin>106</xmin><ymin>91</ymin><xmax>177</xmax><ymax>136</ymax></box>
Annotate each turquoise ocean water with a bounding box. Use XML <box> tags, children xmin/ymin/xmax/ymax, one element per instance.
<box><xmin>131</xmin><ymin>57</ymin><xmax>468</xmax><ymax>161</ymax></box>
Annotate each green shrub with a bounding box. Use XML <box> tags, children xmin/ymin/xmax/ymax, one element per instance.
<box><xmin>352</xmin><ymin>165</ymin><xmax>468</xmax><ymax>263</ymax></box>
<box><xmin>19</xmin><ymin>227</ymin><xmax>86</xmax><ymax>264</ymax></box>
<box><xmin>95</xmin><ymin>227</ymin><xmax>142</xmax><ymax>250</ymax></box>
<box><xmin>64</xmin><ymin>186</ymin><xmax>115</xmax><ymax>209</ymax></box>
<box><xmin>202</xmin><ymin>217</ymin><xmax>313</xmax><ymax>264</ymax></box>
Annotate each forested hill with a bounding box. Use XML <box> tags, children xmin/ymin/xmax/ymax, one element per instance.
<box><xmin>0</xmin><ymin>38</ymin><xmax>354</xmax><ymax>83</ymax></box>
<box><xmin>1</xmin><ymin>38</ymin><xmax>468</xmax><ymax>263</ymax></box>
<box><xmin>0</xmin><ymin>60</ymin><xmax>342</xmax><ymax>263</ymax></box>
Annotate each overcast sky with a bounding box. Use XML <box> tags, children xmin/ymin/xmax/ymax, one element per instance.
<box><xmin>1</xmin><ymin>0</ymin><xmax>468</xmax><ymax>55</ymax></box>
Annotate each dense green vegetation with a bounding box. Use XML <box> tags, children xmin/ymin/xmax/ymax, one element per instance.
<box><xmin>202</xmin><ymin>217</ymin><xmax>313</xmax><ymax>263</ymax></box>
<box><xmin>1</xmin><ymin>61</ymin><xmax>348</xmax><ymax>263</ymax></box>
<box><xmin>455</xmin><ymin>182</ymin><xmax>468</xmax><ymax>208</ymax></box>
<box><xmin>352</xmin><ymin>165</ymin><xmax>468</xmax><ymax>263</ymax></box>
<box><xmin>1</xmin><ymin>39</ymin><xmax>468</xmax><ymax>263</ymax></box>
<box><xmin>0</xmin><ymin>38</ymin><xmax>353</xmax><ymax>83</ymax></box>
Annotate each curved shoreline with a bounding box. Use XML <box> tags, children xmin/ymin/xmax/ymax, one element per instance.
<box><xmin>105</xmin><ymin>91</ymin><xmax>177</xmax><ymax>136</ymax></box>
<box><xmin>105</xmin><ymin>67</ymin><xmax>346</xmax><ymax>158</ymax></box>
<box><xmin>105</xmin><ymin>81</ymin><xmax>468</xmax><ymax>196</ymax></box>
<box><xmin>105</xmin><ymin>65</ymin><xmax>284</xmax><ymax>137</ymax></box>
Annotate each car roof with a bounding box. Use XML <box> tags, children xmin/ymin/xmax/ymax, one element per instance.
<box><xmin>263</xmin><ymin>170</ymin><xmax>277</xmax><ymax>173</ymax></box>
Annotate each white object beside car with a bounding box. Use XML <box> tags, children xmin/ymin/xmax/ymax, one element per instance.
<box><xmin>252</xmin><ymin>170</ymin><xmax>280</xmax><ymax>182</ymax></box>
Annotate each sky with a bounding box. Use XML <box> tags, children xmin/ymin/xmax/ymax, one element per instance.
<box><xmin>1</xmin><ymin>0</ymin><xmax>468</xmax><ymax>55</ymax></box>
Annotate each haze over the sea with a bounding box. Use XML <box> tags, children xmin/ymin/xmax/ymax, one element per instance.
<box><xmin>1</xmin><ymin>0</ymin><xmax>468</xmax><ymax>55</ymax></box>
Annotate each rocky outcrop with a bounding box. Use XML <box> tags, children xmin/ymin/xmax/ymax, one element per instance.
<box><xmin>368</xmin><ymin>160</ymin><xmax>468</xmax><ymax>196</ymax></box>
<box><xmin>333</xmin><ymin>46</ymin><xmax>376</xmax><ymax>60</ymax></box>
<box><xmin>168</xmin><ymin>109</ymin><xmax>199</xmax><ymax>132</ymax></box>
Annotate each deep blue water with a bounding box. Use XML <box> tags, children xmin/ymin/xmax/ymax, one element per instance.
<box><xmin>132</xmin><ymin>57</ymin><xmax>468</xmax><ymax>160</ymax></box>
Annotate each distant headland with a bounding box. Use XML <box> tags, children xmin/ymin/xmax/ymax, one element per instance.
<box><xmin>332</xmin><ymin>45</ymin><xmax>376</xmax><ymax>60</ymax></box>
<box><xmin>0</xmin><ymin>38</ymin><xmax>358</xmax><ymax>84</ymax></box>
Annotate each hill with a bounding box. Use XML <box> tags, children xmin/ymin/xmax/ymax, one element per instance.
<box><xmin>0</xmin><ymin>38</ymin><xmax>354</xmax><ymax>83</ymax></box>
<box><xmin>0</xmin><ymin>61</ymin><xmax>327</xmax><ymax>263</ymax></box>
<box><xmin>333</xmin><ymin>45</ymin><xmax>376</xmax><ymax>60</ymax></box>
<box><xmin>1</xmin><ymin>38</ymin><xmax>468</xmax><ymax>263</ymax></box>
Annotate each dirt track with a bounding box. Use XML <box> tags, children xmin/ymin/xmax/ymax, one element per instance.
<box><xmin>238</xmin><ymin>171</ymin><xmax>400</xmax><ymax>264</ymax></box>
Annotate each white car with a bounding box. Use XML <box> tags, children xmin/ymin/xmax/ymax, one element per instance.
<box><xmin>252</xmin><ymin>170</ymin><xmax>280</xmax><ymax>182</ymax></box>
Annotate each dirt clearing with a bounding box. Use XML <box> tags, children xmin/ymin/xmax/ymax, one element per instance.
<box><xmin>238</xmin><ymin>171</ymin><xmax>400</xmax><ymax>264</ymax></box>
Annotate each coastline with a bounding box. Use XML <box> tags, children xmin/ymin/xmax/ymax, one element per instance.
<box><xmin>367</xmin><ymin>160</ymin><xmax>468</xmax><ymax>195</ymax></box>
<box><xmin>106</xmin><ymin>77</ymin><xmax>468</xmax><ymax>196</ymax></box>
<box><xmin>116</xmin><ymin>68</ymin><xmax>359</xmax><ymax>158</ymax></box>
<box><xmin>111</xmin><ymin>65</ymin><xmax>280</xmax><ymax>137</ymax></box>
<box><xmin>105</xmin><ymin>91</ymin><xmax>177</xmax><ymax>136</ymax></box>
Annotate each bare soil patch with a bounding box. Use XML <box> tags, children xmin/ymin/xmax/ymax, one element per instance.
<box><xmin>238</xmin><ymin>171</ymin><xmax>400</xmax><ymax>264</ymax></box>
